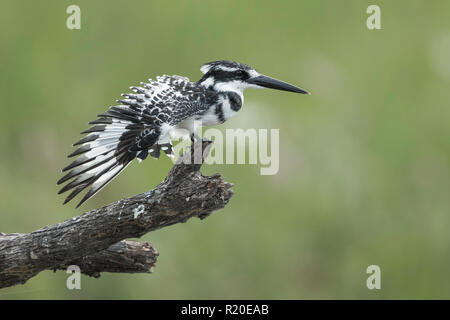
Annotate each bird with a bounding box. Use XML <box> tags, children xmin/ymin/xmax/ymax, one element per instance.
<box><xmin>57</xmin><ymin>60</ymin><xmax>309</xmax><ymax>208</ymax></box>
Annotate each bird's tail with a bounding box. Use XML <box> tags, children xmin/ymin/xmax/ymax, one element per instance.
<box><xmin>57</xmin><ymin>106</ymin><xmax>157</xmax><ymax>208</ymax></box>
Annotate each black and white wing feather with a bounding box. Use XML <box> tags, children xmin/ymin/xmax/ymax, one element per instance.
<box><xmin>57</xmin><ymin>75</ymin><xmax>211</xmax><ymax>208</ymax></box>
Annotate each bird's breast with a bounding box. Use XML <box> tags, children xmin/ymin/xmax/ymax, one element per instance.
<box><xmin>199</xmin><ymin>92</ymin><xmax>243</xmax><ymax>125</ymax></box>
<box><xmin>220</xmin><ymin>94</ymin><xmax>239</xmax><ymax>122</ymax></box>
<box><xmin>195</xmin><ymin>107</ymin><xmax>222</xmax><ymax>126</ymax></box>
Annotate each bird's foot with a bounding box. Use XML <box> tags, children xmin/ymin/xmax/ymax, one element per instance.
<box><xmin>190</xmin><ymin>133</ymin><xmax>212</xmax><ymax>143</ymax></box>
<box><xmin>190</xmin><ymin>133</ymin><xmax>200</xmax><ymax>143</ymax></box>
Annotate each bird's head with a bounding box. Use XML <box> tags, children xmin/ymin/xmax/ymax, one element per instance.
<box><xmin>198</xmin><ymin>60</ymin><xmax>309</xmax><ymax>95</ymax></box>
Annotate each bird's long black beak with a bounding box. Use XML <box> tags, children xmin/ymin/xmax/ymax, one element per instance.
<box><xmin>247</xmin><ymin>74</ymin><xmax>310</xmax><ymax>94</ymax></box>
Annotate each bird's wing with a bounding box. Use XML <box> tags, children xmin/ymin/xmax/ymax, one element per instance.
<box><xmin>57</xmin><ymin>75</ymin><xmax>209</xmax><ymax>208</ymax></box>
<box><xmin>151</xmin><ymin>74</ymin><xmax>212</xmax><ymax>125</ymax></box>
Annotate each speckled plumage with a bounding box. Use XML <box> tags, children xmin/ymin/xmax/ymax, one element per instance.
<box><xmin>58</xmin><ymin>60</ymin><xmax>308</xmax><ymax>207</ymax></box>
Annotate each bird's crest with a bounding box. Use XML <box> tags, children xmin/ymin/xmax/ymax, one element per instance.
<box><xmin>200</xmin><ymin>60</ymin><xmax>252</xmax><ymax>74</ymax></box>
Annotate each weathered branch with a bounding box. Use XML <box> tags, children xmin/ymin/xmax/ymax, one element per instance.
<box><xmin>55</xmin><ymin>240</ymin><xmax>159</xmax><ymax>277</ymax></box>
<box><xmin>0</xmin><ymin>141</ymin><xmax>233</xmax><ymax>288</ymax></box>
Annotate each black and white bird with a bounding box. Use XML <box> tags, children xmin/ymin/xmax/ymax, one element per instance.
<box><xmin>58</xmin><ymin>60</ymin><xmax>309</xmax><ymax>207</ymax></box>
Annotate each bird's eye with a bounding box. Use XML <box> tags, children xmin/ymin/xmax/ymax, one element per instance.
<box><xmin>237</xmin><ymin>71</ymin><xmax>249</xmax><ymax>79</ymax></box>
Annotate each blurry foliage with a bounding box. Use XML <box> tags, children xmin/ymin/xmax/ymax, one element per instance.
<box><xmin>0</xmin><ymin>0</ymin><xmax>449</xmax><ymax>299</ymax></box>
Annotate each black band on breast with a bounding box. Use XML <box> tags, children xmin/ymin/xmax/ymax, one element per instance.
<box><xmin>215</xmin><ymin>104</ymin><xmax>225</xmax><ymax>123</ymax></box>
<box><xmin>227</xmin><ymin>92</ymin><xmax>242</xmax><ymax>112</ymax></box>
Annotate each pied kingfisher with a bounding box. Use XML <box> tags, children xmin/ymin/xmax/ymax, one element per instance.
<box><xmin>58</xmin><ymin>60</ymin><xmax>309</xmax><ymax>207</ymax></box>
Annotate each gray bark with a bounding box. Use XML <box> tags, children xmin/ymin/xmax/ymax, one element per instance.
<box><xmin>0</xmin><ymin>141</ymin><xmax>233</xmax><ymax>288</ymax></box>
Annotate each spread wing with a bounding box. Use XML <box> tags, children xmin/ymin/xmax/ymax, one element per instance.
<box><xmin>57</xmin><ymin>75</ymin><xmax>210</xmax><ymax>208</ymax></box>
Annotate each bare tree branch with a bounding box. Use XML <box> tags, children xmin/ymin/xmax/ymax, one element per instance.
<box><xmin>0</xmin><ymin>141</ymin><xmax>233</xmax><ymax>288</ymax></box>
<box><xmin>55</xmin><ymin>240</ymin><xmax>159</xmax><ymax>277</ymax></box>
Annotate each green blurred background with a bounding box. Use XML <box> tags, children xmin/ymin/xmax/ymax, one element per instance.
<box><xmin>1</xmin><ymin>0</ymin><xmax>450</xmax><ymax>299</ymax></box>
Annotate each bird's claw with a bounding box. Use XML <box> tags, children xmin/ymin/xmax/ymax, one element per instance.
<box><xmin>190</xmin><ymin>133</ymin><xmax>212</xmax><ymax>143</ymax></box>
